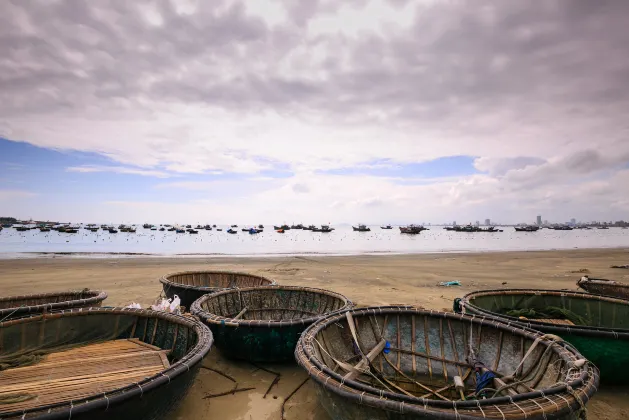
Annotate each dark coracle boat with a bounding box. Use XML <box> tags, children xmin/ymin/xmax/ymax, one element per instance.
<box><xmin>296</xmin><ymin>306</ymin><xmax>598</xmax><ymax>420</ymax></box>
<box><xmin>0</xmin><ymin>290</ymin><xmax>107</xmax><ymax>321</ymax></box>
<box><xmin>577</xmin><ymin>275</ymin><xmax>629</xmax><ymax>300</ymax></box>
<box><xmin>191</xmin><ymin>286</ymin><xmax>351</xmax><ymax>362</ymax></box>
<box><xmin>160</xmin><ymin>270</ymin><xmax>275</xmax><ymax>310</ymax></box>
<box><xmin>0</xmin><ymin>307</ymin><xmax>213</xmax><ymax>420</ymax></box>
<box><xmin>455</xmin><ymin>289</ymin><xmax>629</xmax><ymax>384</ymax></box>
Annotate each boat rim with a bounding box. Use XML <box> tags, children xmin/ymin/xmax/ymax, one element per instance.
<box><xmin>457</xmin><ymin>288</ymin><xmax>629</xmax><ymax>338</ymax></box>
<box><xmin>0</xmin><ymin>289</ymin><xmax>108</xmax><ymax>318</ymax></box>
<box><xmin>191</xmin><ymin>285</ymin><xmax>352</xmax><ymax>327</ymax></box>
<box><xmin>159</xmin><ymin>270</ymin><xmax>275</xmax><ymax>291</ymax></box>
<box><xmin>296</xmin><ymin>305</ymin><xmax>596</xmax><ymax>411</ymax></box>
<box><xmin>0</xmin><ymin>306</ymin><xmax>213</xmax><ymax>419</ymax></box>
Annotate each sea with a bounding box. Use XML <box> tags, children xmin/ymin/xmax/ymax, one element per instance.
<box><xmin>1</xmin><ymin>225</ymin><xmax>628</xmax><ymax>258</ymax></box>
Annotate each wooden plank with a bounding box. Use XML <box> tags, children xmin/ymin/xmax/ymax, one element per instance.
<box><xmin>233</xmin><ymin>307</ymin><xmax>248</xmax><ymax>320</ymax></box>
<box><xmin>343</xmin><ymin>339</ymin><xmax>386</xmax><ymax>381</ymax></box>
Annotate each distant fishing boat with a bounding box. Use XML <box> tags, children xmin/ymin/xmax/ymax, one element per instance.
<box><xmin>159</xmin><ymin>227</ymin><xmax>165</xmax><ymax>231</ymax></box>
<box><xmin>352</xmin><ymin>224</ymin><xmax>370</xmax><ymax>232</ymax></box>
<box><xmin>227</xmin><ymin>228</ymin><xmax>237</xmax><ymax>234</ymax></box>
<box><xmin>514</xmin><ymin>225</ymin><xmax>540</xmax><ymax>232</ymax></box>
<box><xmin>303</xmin><ymin>224</ymin><xmax>316</xmax><ymax>231</ymax></box>
<box><xmin>276</xmin><ymin>228</ymin><xmax>285</xmax><ymax>233</ymax></box>
<box><xmin>108</xmin><ymin>228</ymin><xmax>118</xmax><ymax>233</ymax></box>
<box><xmin>231</xmin><ymin>225</ymin><xmax>238</xmax><ymax>228</ymax></box>
<box><xmin>142</xmin><ymin>223</ymin><xmax>152</xmax><ymax>229</ymax></box>
<box><xmin>176</xmin><ymin>228</ymin><xmax>186</xmax><ymax>233</ymax></box>
<box><xmin>39</xmin><ymin>227</ymin><xmax>51</xmax><ymax>232</ymax></box>
<box><xmin>249</xmin><ymin>228</ymin><xmax>260</xmax><ymax>234</ymax></box>
<box><xmin>290</xmin><ymin>223</ymin><xmax>304</xmax><ymax>229</ymax></box>
<box><xmin>216</xmin><ymin>228</ymin><xmax>223</xmax><ymax>231</ymax></box>
<box><xmin>167</xmin><ymin>227</ymin><xmax>176</xmax><ymax>231</ymax></box>
<box><xmin>598</xmin><ymin>226</ymin><xmax>609</xmax><ymax>230</ymax></box>
<box><xmin>380</xmin><ymin>225</ymin><xmax>392</xmax><ymax>229</ymax></box>
<box><xmin>273</xmin><ymin>224</ymin><xmax>290</xmax><ymax>230</ymax></box>
<box><xmin>399</xmin><ymin>225</ymin><xmax>422</xmax><ymax>234</ymax></box>
<box><xmin>258</xmin><ymin>224</ymin><xmax>264</xmax><ymax>229</ymax></box>
<box><xmin>313</xmin><ymin>225</ymin><xmax>334</xmax><ymax>233</ymax></box>
<box><xmin>189</xmin><ymin>229</ymin><xmax>199</xmax><ymax>234</ymax></box>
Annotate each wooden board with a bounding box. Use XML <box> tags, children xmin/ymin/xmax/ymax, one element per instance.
<box><xmin>538</xmin><ymin>318</ymin><xmax>575</xmax><ymax>326</ymax></box>
<box><xmin>0</xmin><ymin>339</ymin><xmax>170</xmax><ymax>414</ymax></box>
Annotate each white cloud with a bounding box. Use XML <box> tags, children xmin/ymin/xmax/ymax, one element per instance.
<box><xmin>66</xmin><ymin>165</ymin><xmax>174</xmax><ymax>178</ymax></box>
<box><xmin>2</xmin><ymin>1</ymin><xmax>629</xmax><ymax>222</ymax></box>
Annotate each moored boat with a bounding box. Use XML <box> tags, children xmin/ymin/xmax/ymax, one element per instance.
<box><xmin>399</xmin><ymin>225</ymin><xmax>423</xmax><ymax>234</ymax></box>
<box><xmin>160</xmin><ymin>270</ymin><xmax>275</xmax><ymax>310</ymax></box>
<box><xmin>0</xmin><ymin>290</ymin><xmax>107</xmax><ymax>321</ymax></box>
<box><xmin>226</xmin><ymin>228</ymin><xmax>237</xmax><ymax>234</ymax></box>
<box><xmin>0</xmin><ymin>307</ymin><xmax>212</xmax><ymax>420</ymax></box>
<box><xmin>455</xmin><ymin>289</ymin><xmax>629</xmax><ymax>384</ymax></box>
<box><xmin>191</xmin><ymin>286</ymin><xmax>351</xmax><ymax>362</ymax></box>
<box><xmin>577</xmin><ymin>276</ymin><xmax>629</xmax><ymax>300</ymax></box>
<box><xmin>380</xmin><ymin>225</ymin><xmax>392</xmax><ymax>229</ymax></box>
<box><xmin>312</xmin><ymin>225</ymin><xmax>334</xmax><ymax>232</ymax></box>
<box><xmin>352</xmin><ymin>224</ymin><xmax>371</xmax><ymax>232</ymax></box>
<box><xmin>273</xmin><ymin>224</ymin><xmax>291</xmax><ymax>230</ymax></box>
<box><xmin>514</xmin><ymin>225</ymin><xmax>540</xmax><ymax>232</ymax></box>
<box><xmin>296</xmin><ymin>306</ymin><xmax>598</xmax><ymax>420</ymax></box>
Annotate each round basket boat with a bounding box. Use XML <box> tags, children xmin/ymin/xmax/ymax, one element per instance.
<box><xmin>0</xmin><ymin>307</ymin><xmax>213</xmax><ymax>420</ymax></box>
<box><xmin>0</xmin><ymin>289</ymin><xmax>107</xmax><ymax>321</ymax></box>
<box><xmin>296</xmin><ymin>306</ymin><xmax>598</xmax><ymax>420</ymax></box>
<box><xmin>159</xmin><ymin>270</ymin><xmax>275</xmax><ymax>311</ymax></box>
<box><xmin>577</xmin><ymin>275</ymin><xmax>629</xmax><ymax>300</ymax></box>
<box><xmin>455</xmin><ymin>289</ymin><xmax>629</xmax><ymax>384</ymax></box>
<box><xmin>191</xmin><ymin>285</ymin><xmax>352</xmax><ymax>362</ymax></box>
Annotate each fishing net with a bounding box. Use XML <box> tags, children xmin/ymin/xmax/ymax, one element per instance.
<box><xmin>470</xmin><ymin>292</ymin><xmax>629</xmax><ymax>329</ymax></box>
<box><xmin>505</xmin><ymin>306</ymin><xmax>589</xmax><ymax>326</ymax></box>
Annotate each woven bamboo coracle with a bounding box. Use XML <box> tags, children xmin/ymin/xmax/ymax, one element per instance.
<box><xmin>577</xmin><ymin>276</ymin><xmax>629</xmax><ymax>300</ymax></box>
<box><xmin>0</xmin><ymin>307</ymin><xmax>213</xmax><ymax>420</ymax></box>
<box><xmin>0</xmin><ymin>290</ymin><xmax>107</xmax><ymax>321</ymax></box>
<box><xmin>159</xmin><ymin>270</ymin><xmax>275</xmax><ymax>310</ymax></box>
<box><xmin>191</xmin><ymin>285</ymin><xmax>352</xmax><ymax>362</ymax></box>
<box><xmin>455</xmin><ymin>288</ymin><xmax>629</xmax><ymax>384</ymax></box>
<box><xmin>296</xmin><ymin>306</ymin><xmax>598</xmax><ymax>420</ymax></box>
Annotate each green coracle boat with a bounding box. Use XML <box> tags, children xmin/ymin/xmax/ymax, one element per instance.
<box><xmin>191</xmin><ymin>285</ymin><xmax>351</xmax><ymax>362</ymax></box>
<box><xmin>454</xmin><ymin>289</ymin><xmax>629</xmax><ymax>384</ymax></box>
<box><xmin>0</xmin><ymin>307</ymin><xmax>213</xmax><ymax>419</ymax></box>
<box><xmin>577</xmin><ymin>275</ymin><xmax>629</xmax><ymax>300</ymax></box>
<box><xmin>159</xmin><ymin>270</ymin><xmax>275</xmax><ymax>311</ymax></box>
<box><xmin>0</xmin><ymin>289</ymin><xmax>107</xmax><ymax>321</ymax></box>
<box><xmin>296</xmin><ymin>306</ymin><xmax>598</xmax><ymax>420</ymax></box>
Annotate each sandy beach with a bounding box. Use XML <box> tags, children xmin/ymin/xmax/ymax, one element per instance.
<box><xmin>1</xmin><ymin>248</ymin><xmax>628</xmax><ymax>420</ymax></box>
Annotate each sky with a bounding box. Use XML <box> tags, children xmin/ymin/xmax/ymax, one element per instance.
<box><xmin>1</xmin><ymin>0</ymin><xmax>629</xmax><ymax>224</ymax></box>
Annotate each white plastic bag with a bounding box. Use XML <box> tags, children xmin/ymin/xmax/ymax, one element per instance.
<box><xmin>169</xmin><ymin>295</ymin><xmax>181</xmax><ymax>314</ymax></box>
<box><xmin>151</xmin><ymin>297</ymin><xmax>172</xmax><ymax>312</ymax></box>
<box><xmin>125</xmin><ymin>302</ymin><xmax>142</xmax><ymax>309</ymax></box>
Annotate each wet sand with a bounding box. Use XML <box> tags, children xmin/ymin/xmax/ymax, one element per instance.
<box><xmin>1</xmin><ymin>248</ymin><xmax>628</xmax><ymax>420</ymax></box>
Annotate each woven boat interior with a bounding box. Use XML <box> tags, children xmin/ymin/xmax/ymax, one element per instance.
<box><xmin>198</xmin><ymin>288</ymin><xmax>347</xmax><ymax>321</ymax></box>
<box><xmin>300</xmin><ymin>309</ymin><xmax>596</xmax><ymax>418</ymax></box>
<box><xmin>0</xmin><ymin>339</ymin><xmax>170</xmax><ymax>412</ymax></box>
<box><xmin>0</xmin><ymin>290</ymin><xmax>102</xmax><ymax>310</ymax></box>
<box><xmin>468</xmin><ymin>291</ymin><xmax>629</xmax><ymax>328</ymax></box>
<box><xmin>0</xmin><ymin>311</ymin><xmax>202</xmax><ymax>418</ymax></box>
<box><xmin>164</xmin><ymin>271</ymin><xmax>272</xmax><ymax>288</ymax></box>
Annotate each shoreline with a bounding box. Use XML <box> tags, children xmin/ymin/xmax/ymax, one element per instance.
<box><xmin>1</xmin><ymin>245</ymin><xmax>628</xmax><ymax>260</ymax></box>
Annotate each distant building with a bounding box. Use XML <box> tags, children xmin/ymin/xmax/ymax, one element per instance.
<box><xmin>453</xmin><ymin>221</ymin><xmax>456</xmax><ymax>226</ymax></box>
<box><xmin>570</xmin><ymin>218</ymin><xmax>576</xmax><ymax>225</ymax></box>
<box><xmin>536</xmin><ymin>215</ymin><xmax>542</xmax><ymax>226</ymax></box>
<box><xmin>544</xmin><ymin>220</ymin><xmax>549</xmax><ymax>225</ymax></box>
<box><xmin>485</xmin><ymin>219</ymin><xmax>491</xmax><ymax>226</ymax></box>
<box><xmin>475</xmin><ymin>221</ymin><xmax>480</xmax><ymax>227</ymax></box>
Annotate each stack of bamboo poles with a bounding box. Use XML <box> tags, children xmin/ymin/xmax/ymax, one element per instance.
<box><xmin>0</xmin><ymin>339</ymin><xmax>170</xmax><ymax>413</ymax></box>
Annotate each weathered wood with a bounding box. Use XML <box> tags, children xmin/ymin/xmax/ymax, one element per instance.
<box><xmin>343</xmin><ymin>339</ymin><xmax>386</xmax><ymax>381</ymax></box>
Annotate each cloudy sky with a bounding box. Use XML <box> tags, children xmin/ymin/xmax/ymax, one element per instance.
<box><xmin>2</xmin><ymin>0</ymin><xmax>629</xmax><ymax>224</ymax></box>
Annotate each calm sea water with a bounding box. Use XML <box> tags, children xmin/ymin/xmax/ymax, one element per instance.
<box><xmin>1</xmin><ymin>225</ymin><xmax>628</xmax><ymax>258</ymax></box>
